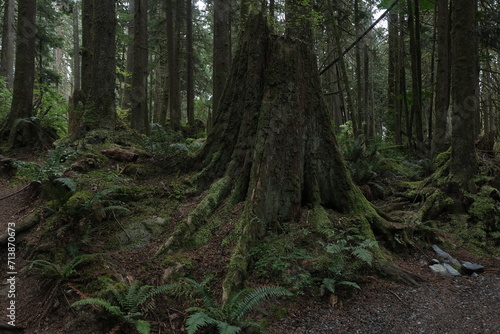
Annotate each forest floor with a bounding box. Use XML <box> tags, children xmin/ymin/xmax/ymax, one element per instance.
<box><xmin>0</xmin><ymin>149</ymin><xmax>500</xmax><ymax>334</ymax></box>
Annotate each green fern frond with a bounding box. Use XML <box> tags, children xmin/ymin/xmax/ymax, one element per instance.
<box><xmin>71</xmin><ymin>298</ymin><xmax>123</xmax><ymax>317</ymax></box>
<box><xmin>54</xmin><ymin>177</ymin><xmax>77</xmax><ymax>192</ymax></box>
<box><xmin>351</xmin><ymin>247</ymin><xmax>373</xmax><ymax>266</ymax></box>
<box><xmin>320</xmin><ymin>278</ymin><xmax>337</xmax><ymax>295</ymax></box>
<box><xmin>216</xmin><ymin>321</ymin><xmax>241</xmax><ymax>334</ymax></box>
<box><xmin>186</xmin><ymin>312</ymin><xmax>220</xmax><ymax>334</ymax></box>
<box><xmin>337</xmin><ymin>281</ymin><xmax>361</xmax><ymax>290</ymax></box>
<box><xmin>29</xmin><ymin>259</ymin><xmax>61</xmax><ymax>277</ymax></box>
<box><xmin>183</xmin><ymin>278</ymin><xmax>219</xmax><ymax>311</ymax></box>
<box><xmin>230</xmin><ymin>286</ymin><xmax>292</xmax><ymax>322</ymax></box>
<box><xmin>61</xmin><ymin>253</ymin><xmax>105</xmax><ymax>278</ymax></box>
<box><xmin>132</xmin><ymin>319</ymin><xmax>151</xmax><ymax>334</ymax></box>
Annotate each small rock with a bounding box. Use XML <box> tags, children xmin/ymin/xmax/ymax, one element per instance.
<box><xmin>443</xmin><ymin>263</ymin><xmax>461</xmax><ymax>276</ymax></box>
<box><xmin>429</xmin><ymin>264</ymin><xmax>449</xmax><ymax>276</ymax></box>
<box><xmin>430</xmin><ymin>259</ymin><xmax>440</xmax><ymax>265</ymax></box>
<box><xmin>432</xmin><ymin>245</ymin><xmax>460</xmax><ymax>267</ymax></box>
<box><xmin>461</xmin><ymin>261</ymin><xmax>485</xmax><ymax>275</ymax></box>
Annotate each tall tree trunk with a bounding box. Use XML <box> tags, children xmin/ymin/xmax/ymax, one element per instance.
<box><xmin>0</xmin><ymin>0</ymin><xmax>37</xmax><ymax>148</ymax></box>
<box><xmin>186</xmin><ymin>0</ymin><xmax>195</xmax><ymax>127</ymax></box>
<box><xmin>431</xmin><ymin>0</ymin><xmax>451</xmax><ymax>156</ymax></box>
<box><xmin>73</xmin><ymin>0</ymin><xmax>117</xmax><ymax>138</ymax></box>
<box><xmin>387</xmin><ymin>11</ymin><xmax>401</xmax><ymax>144</ymax></box>
<box><xmin>121</xmin><ymin>0</ymin><xmax>135</xmax><ymax>112</ymax></box>
<box><xmin>130</xmin><ymin>0</ymin><xmax>149</xmax><ymax>134</ymax></box>
<box><xmin>72</xmin><ymin>1</ymin><xmax>81</xmax><ymax>92</ymax></box>
<box><xmin>407</xmin><ymin>0</ymin><xmax>423</xmax><ymax>148</ymax></box>
<box><xmin>0</xmin><ymin>0</ymin><xmax>15</xmax><ymax>89</ymax></box>
<box><xmin>450</xmin><ymin>0</ymin><xmax>478</xmax><ymax>186</ymax></box>
<box><xmin>210</xmin><ymin>0</ymin><xmax>232</xmax><ymax>130</ymax></box>
<box><xmin>354</xmin><ymin>0</ymin><xmax>362</xmax><ymax>137</ymax></box>
<box><xmin>166</xmin><ymin>0</ymin><xmax>181</xmax><ymax>131</ymax></box>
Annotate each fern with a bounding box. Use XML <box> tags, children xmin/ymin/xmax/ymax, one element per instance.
<box><xmin>29</xmin><ymin>253</ymin><xmax>104</xmax><ymax>280</ymax></box>
<box><xmin>54</xmin><ymin>177</ymin><xmax>77</xmax><ymax>192</ymax></box>
<box><xmin>351</xmin><ymin>247</ymin><xmax>373</xmax><ymax>266</ymax></box>
<box><xmin>229</xmin><ymin>286</ymin><xmax>292</xmax><ymax>322</ymax></box>
<box><xmin>72</xmin><ymin>280</ymin><xmax>175</xmax><ymax>334</ymax></box>
<box><xmin>184</xmin><ymin>279</ymin><xmax>292</xmax><ymax>334</ymax></box>
<box><xmin>320</xmin><ymin>278</ymin><xmax>360</xmax><ymax>295</ymax></box>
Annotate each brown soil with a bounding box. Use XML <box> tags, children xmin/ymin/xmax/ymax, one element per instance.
<box><xmin>0</xmin><ymin>153</ymin><xmax>499</xmax><ymax>334</ymax></box>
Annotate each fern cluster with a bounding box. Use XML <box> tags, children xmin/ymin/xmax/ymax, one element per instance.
<box><xmin>184</xmin><ymin>278</ymin><xmax>292</xmax><ymax>334</ymax></box>
<box><xmin>71</xmin><ymin>280</ymin><xmax>176</xmax><ymax>334</ymax></box>
<box><xmin>29</xmin><ymin>253</ymin><xmax>104</xmax><ymax>281</ymax></box>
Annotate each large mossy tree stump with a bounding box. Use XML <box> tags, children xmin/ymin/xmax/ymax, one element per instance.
<box><xmin>181</xmin><ymin>13</ymin><xmax>416</xmax><ymax>298</ymax></box>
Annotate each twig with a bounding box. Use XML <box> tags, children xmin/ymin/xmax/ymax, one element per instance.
<box><xmin>389</xmin><ymin>290</ymin><xmax>410</xmax><ymax>307</ymax></box>
<box><xmin>0</xmin><ymin>183</ymin><xmax>31</xmax><ymax>201</ymax></box>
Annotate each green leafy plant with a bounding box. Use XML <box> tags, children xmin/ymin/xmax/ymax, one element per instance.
<box><xmin>28</xmin><ymin>253</ymin><xmax>105</xmax><ymax>323</ymax></box>
<box><xmin>72</xmin><ymin>280</ymin><xmax>176</xmax><ymax>334</ymax></box>
<box><xmin>29</xmin><ymin>253</ymin><xmax>105</xmax><ymax>281</ymax></box>
<box><xmin>184</xmin><ymin>278</ymin><xmax>292</xmax><ymax>334</ymax></box>
<box><xmin>250</xmin><ymin>236</ymin><xmax>315</xmax><ymax>293</ymax></box>
<box><xmin>314</xmin><ymin>227</ymin><xmax>377</xmax><ymax>294</ymax></box>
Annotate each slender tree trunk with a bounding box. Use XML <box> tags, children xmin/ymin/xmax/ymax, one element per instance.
<box><xmin>121</xmin><ymin>0</ymin><xmax>135</xmax><ymax>112</ymax></box>
<box><xmin>186</xmin><ymin>0</ymin><xmax>195</xmax><ymax>127</ymax></box>
<box><xmin>407</xmin><ymin>0</ymin><xmax>423</xmax><ymax>148</ymax></box>
<box><xmin>0</xmin><ymin>0</ymin><xmax>37</xmax><ymax>147</ymax></box>
<box><xmin>450</xmin><ymin>0</ymin><xmax>478</xmax><ymax>186</ymax></box>
<box><xmin>166</xmin><ymin>0</ymin><xmax>181</xmax><ymax>131</ymax></box>
<box><xmin>387</xmin><ymin>11</ymin><xmax>400</xmax><ymax>144</ymax></box>
<box><xmin>211</xmin><ymin>0</ymin><xmax>232</xmax><ymax>130</ymax></box>
<box><xmin>72</xmin><ymin>2</ymin><xmax>81</xmax><ymax>92</ymax></box>
<box><xmin>354</xmin><ymin>0</ymin><xmax>362</xmax><ymax>136</ymax></box>
<box><xmin>0</xmin><ymin>0</ymin><xmax>15</xmax><ymax>89</ymax></box>
<box><xmin>130</xmin><ymin>0</ymin><xmax>149</xmax><ymax>134</ymax></box>
<box><xmin>432</xmin><ymin>0</ymin><xmax>451</xmax><ymax>156</ymax></box>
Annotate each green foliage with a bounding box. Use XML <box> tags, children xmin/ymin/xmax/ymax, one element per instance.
<box><xmin>0</xmin><ymin>77</ymin><xmax>13</xmax><ymax>118</ymax></box>
<box><xmin>143</xmin><ymin>124</ymin><xmax>203</xmax><ymax>156</ymax></box>
<box><xmin>337</xmin><ymin>129</ymin><xmax>387</xmax><ymax>185</ymax></box>
<box><xmin>250</xmin><ymin>236</ymin><xmax>315</xmax><ymax>293</ymax></box>
<box><xmin>33</xmin><ymin>83</ymin><xmax>69</xmax><ymax>137</ymax></box>
<box><xmin>184</xmin><ymin>278</ymin><xmax>292</xmax><ymax>334</ymax></box>
<box><xmin>72</xmin><ymin>280</ymin><xmax>177</xmax><ymax>334</ymax></box>
<box><xmin>29</xmin><ymin>253</ymin><xmax>104</xmax><ymax>281</ymax></box>
<box><xmin>320</xmin><ymin>278</ymin><xmax>360</xmax><ymax>296</ymax></box>
<box><xmin>13</xmin><ymin>144</ymin><xmax>74</xmax><ymax>183</ymax></box>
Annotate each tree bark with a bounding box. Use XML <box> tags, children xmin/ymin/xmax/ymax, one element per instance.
<box><xmin>186</xmin><ymin>0</ymin><xmax>195</xmax><ymax>127</ymax></box>
<box><xmin>0</xmin><ymin>0</ymin><xmax>15</xmax><ymax>89</ymax></box>
<box><xmin>190</xmin><ymin>13</ymin><xmax>406</xmax><ymax>299</ymax></box>
<box><xmin>121</xmin><ymin>0</ymin><xmax>135</xmax><ymax>112</ymax></box>
<box><xmin>211</xmin><ymin>0</ymin><xmax>232</xmax><ymax>130</ymax></box>
<box><xmin>432</xmin><ymin>0</ymin><xmax>451</xmax><ymax>156</ymax></box>
<box><xmin>0</xmin><ymin>0</ymin><xmax>38</xmax><ymax>148</ymax></box>
<box><xmin>450</xmin><ymin>0</ymin><xmax>478</xmax><ymax>185</ymax></box>
<box><xmin>166</xmin><ymin>0</ymin><xmax>181</xmax><ymax>131</ymax></box>
<box><xmin>130</xmin><ymin>0</ymin><xmax>149</xmax><ymax>134</ymax></box>
<box><xmin>387</xmin><ymin>11</ymin><xmax>400</xmax><ymax>144</ymax></box>
<box><xmin>72</xmin><ymin>1</ymin><xmax>81</xmax><ymax>92</ymax></box>
<box><xmin>72</xmin><ymin>0</ymin><xmax>117</xmax><ymax>138</ymax></box>
<box><xmin>407</xmin><ymin>0</ymin><xmax>424</xmax><ymax>148</ymax></box>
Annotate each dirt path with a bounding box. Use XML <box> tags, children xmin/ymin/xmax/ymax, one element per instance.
<box><xmin>269</xmin><ymin>255</ymin><xmax>500</xmax><ymax>334</ymax></box>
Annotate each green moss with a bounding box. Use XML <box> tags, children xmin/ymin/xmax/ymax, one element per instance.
<box><xmin>108</xmin><ymin>185</ymin><xmax>156</xmax><ymax>202</ymax></box>
<box><xmin>60</xmin><ymin>190</ymin><xmax>93</xmax><ymax>217</ymax></box>
<box><xmin>435</xmin><ymin>149</ymin><xmax>451</xmax><ymax>168</ymax></box>
<box><xmin>466</xmin><ymin>186</ymin><xmax>500</xmax><ymax>222</ymax></box>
